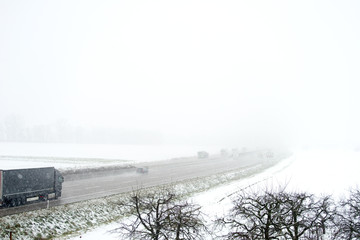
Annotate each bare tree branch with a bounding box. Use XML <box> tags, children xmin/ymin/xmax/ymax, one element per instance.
<box><xmin>115</xmin><ymin>188</ymin><xmax>207</xmax><ymax>239</ymax></box>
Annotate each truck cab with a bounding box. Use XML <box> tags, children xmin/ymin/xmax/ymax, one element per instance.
<box><xmin>55</xmin><ymin>169</ymin><xmax>64</xmax><ymax>198</ymax></box>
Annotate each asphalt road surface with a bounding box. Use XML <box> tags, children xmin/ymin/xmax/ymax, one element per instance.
<box><xmin>0</xmin><ymin>152</ymin><xmax>265</xmax><ymax>217</ymax></box>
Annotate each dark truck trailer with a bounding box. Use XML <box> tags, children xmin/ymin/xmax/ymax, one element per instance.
<box><xmin>0</xmin><ymin>167</ymin><xmax>64</xmax><ymax>207</ymax></box>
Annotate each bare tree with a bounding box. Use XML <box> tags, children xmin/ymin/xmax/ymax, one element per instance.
<box><xmin>116</xmin><ymin>188</ymin><xmax>206</xmax><ymax>240</ymax></box>
<box><xmin>312</xmin><ymin>195</ymin><xmax>336</xmax><ymax>239</ymax></box>
<box><xmin>217</xmin><ymin>187</ymin><xmax>335</xmax><ymax>240</ymax></box>
<box><xmin>166</xmin><ymin>201</ymin><xmax>207</xmax><ymax>240</ymax></box>
<box><xmin>216</xmin><ymin>188</ymin><xmax>283</xmax><ymax>240</ymax></box>
<box><xmin>277</xmin><ymin>192</ymin><xmax>334</xmax><ymax>240</ymax></box>
<box><xmin>334</xmin><ymin>188</ymin><xmax>360</xmax><ymax>240</ymax></box>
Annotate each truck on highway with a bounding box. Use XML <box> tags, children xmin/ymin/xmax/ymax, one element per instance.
<box><xmin>0</xmin><ymin>167</ymin><xmax>64</xmax><ymax>207</ymax></box>
<box><xmin>197</xmin><ymin>151</ymin><xmax>209</xmax><ymax>159</ymax></box>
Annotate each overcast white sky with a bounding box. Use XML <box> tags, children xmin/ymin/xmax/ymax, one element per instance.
<box><xmin>0</xmin><ymin>0</ymin><xmax>359</xmax><ymax>147</ymax></box>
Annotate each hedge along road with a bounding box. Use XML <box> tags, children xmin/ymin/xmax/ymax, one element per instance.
<box><xmin>0</xmin><ymin>151</ymin><xmax>267</xmax><ymax>217</ymax></box>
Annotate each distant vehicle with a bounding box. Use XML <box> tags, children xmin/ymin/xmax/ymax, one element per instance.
<box><xmin>0</xmin><ymin>167</ymin><xmax>64</xmax><ymax>207</ymax></box>
<box><xmin>231</xmin><ymin>148</ymin><xmax>239</xmax><ymax>158</ymax></box>
<box><xmin>266</xmin><ymin>151</ymin><xmax>274</xmax><ymax>159</ymax></box>
<box><xmin>220</xmin><ymin>149</ymin><xmax>228</xmax><ymax>157</ymax></box>
<box><xmin>197</xmin><ymin>151</ymin><xmax>209</xmax><ymax>159</ymax></box>
<box><xmin>136</xmin><ymin>167</ymin><xmax>149</xmax><ymax>174</ymax></box>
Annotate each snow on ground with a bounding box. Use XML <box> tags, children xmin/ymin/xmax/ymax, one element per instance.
<box><xmin>0</xmin><ymin>142</ymin><xmax>224</xmax><ymax>170</ymax></box>
<box><xmin>273</xmin><ymin>149</ymin><xmax>360</xmax><ymax>197</ymax></box>
<box><xmin>0</xmin><ymin>142</ymin><xmax>222</xmax><ymax>162</ymax></box>
<box><xmin>1</xmin><ymin>143</ymin><xmax>358</xmax><ymax>239</ymax></box>
<box><xmin>0</xmin><ymin>155</ymin><xmax>130</xmax><ymax>170</ymax></box>
<box><xmin>68</xmin><ymin>148</ymin><xmax>360</xmax><ymax>239</ymax></box>
<box><xmin>192</xmin><ymin>148</ymin><xmax>360</xmax><ymax>224</ymax></box>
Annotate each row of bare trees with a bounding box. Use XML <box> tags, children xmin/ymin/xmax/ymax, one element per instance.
<box><xmin>218</xmin><ymin>187</ymin><xmax>360</xmax><ymax>240</ymax></box>
<box><xmin>217</xmin><ymin>189</ymin><xmax>334</xmax><ymax>240</ymax></box>
<box><xmin>115</xmin><ymin>187</ymin><xmax>360</xmax><ymax>240</ymax></box>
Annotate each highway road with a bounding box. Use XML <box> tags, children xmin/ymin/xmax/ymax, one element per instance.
<box><xmin>0</xmin><ymin>152</ymin><xmax>265</xmax><ymax>217</ymax></box>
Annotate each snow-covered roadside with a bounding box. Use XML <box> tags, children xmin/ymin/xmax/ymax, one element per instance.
<box><xmin>191</xmin><ymin>148</ymin><xmax>360</xmax><ymax>239</ymax></box>
<box><xmin>66</xmin><ymin>154</ymin><xmax>294</xmax><ymax>240</ymax></box>
<box><xmin>70</xmin><ymin>149</ymin><xmax>360</xmax><ymax>240</ymax></box>
<box><xmin>1</xmin><ymin>148</ymin><xmax>357</xmax><ymax>239</ymax></box>
<box><xmin>191</xmin><ymin>154</ymin><xmax>295</xmax><ymax>221</ymax></box>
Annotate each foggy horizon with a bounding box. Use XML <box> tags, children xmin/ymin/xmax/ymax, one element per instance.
<box><xmin>1</xmin><ymin>1</ymin><xmax>359</xmax><ymax>149</ymax></box>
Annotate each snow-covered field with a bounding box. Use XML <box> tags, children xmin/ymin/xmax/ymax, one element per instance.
<box><xmin>0</xmin><ymin>142</ymin><xmax>222</xmax><ymax>162</ymax></box>
<box><xmin>69</xmin><ymin>148</ymin><xmax>360</xmax><ymax>240</ymax></box>
<box><xmin>0</xmin><ymin>142</ymin><xmax>225</xmax><ymax>171</ymax></box>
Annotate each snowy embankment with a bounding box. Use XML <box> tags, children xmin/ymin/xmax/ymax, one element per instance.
<box><xmin>70</xmin><ymin>149</ymin><xmax>360</xmax><ymax>240</ymax></box>
<box><xmin>192</xmin><ymin>148</ymin><xmax>360</xmax><ymax>229</ymax></box>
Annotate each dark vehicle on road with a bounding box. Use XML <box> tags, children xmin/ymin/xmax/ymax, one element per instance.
<box><xmin>197</xmin><ymin>151</ymin><xmax>209</xmax><ymax>159</ymax></box>
<box><xmin>0</xmin><ymin>167</ymin><xmax>64</xmax><ymax>207</ymax></box>
<box><xmin>136</xmin><ymin>167</ymin><xmax>149</xmax><ymax>174</ymax></box>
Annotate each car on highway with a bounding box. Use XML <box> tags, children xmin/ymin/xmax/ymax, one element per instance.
<box><xmin>136</xmin><ymin>167</ymin><xmax>149</xmax><ymax>174</ymax></box>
